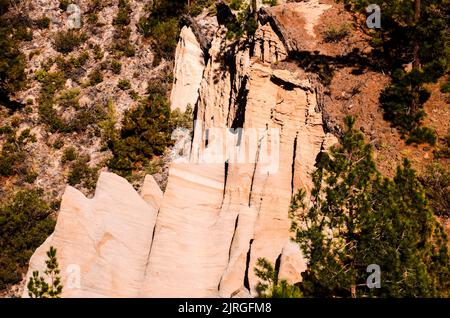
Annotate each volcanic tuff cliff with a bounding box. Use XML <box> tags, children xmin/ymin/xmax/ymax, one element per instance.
<box><xmin>23</xmin><ymin>0</ymin><xmax>338</xmax><ymax>297</ymax></box>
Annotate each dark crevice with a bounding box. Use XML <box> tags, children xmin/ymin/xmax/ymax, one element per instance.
<box><xmin>224</xmin><ymin>44</ymin><xmax>238</xmax><ymax>126</ymax></box>
<box><xmin>243</xmin><ymin>239</ymin><xmax>254</xmax><ymax>291</ymax></box>
<box><xmin>274</xmin><ymin>253</ymin><xmax>282</xmax><ymax>285</ymax></box>
<box><xmin>270</xmin><ymin>75</ymin><xmax>296</xmax><ymax>91</ymax></box>
<box><xmin>228</xmin><ymin>215</ymin><xmax>239</xmax><ymax>262</ymax></box>
<box><xmin>221</xmin><ymin>160</ymin><xmax>229</xmax><ymax>209</ymax></box>
<box><xmin>291</xmin><ymin>134</ymin><xmax>298</xmax><ymax>197</ymax></box>
<box><xmin>218</xmin><ymin>214</ymin><xmax>240</xmax><ymax>291</ymax></box>
<box><xmin>248</xmin><ymin>138</ymin><xmax>262</xmax><ymax>207</ymax></box>
<box><xmin>231</xmin><ymin>75</ymin><xmax>249</xmax><ymax>129</ymax></box>
<box><xmin>143</xmin><ymin>212</ymin><xmax>160</xmax><ymax>277</ymax></box>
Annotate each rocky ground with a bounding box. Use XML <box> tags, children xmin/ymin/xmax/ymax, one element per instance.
<box><xmin>1</xmin><ymin>0</ymin><xmax>170</xmax><ymax>200</ymax></box>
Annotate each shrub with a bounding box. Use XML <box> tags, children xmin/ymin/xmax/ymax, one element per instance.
<box><xmin>110</xmin><ymin>26</ymin><xmax>135</xmax><ymax>57</ymax></box>
<box><xmin>0</xmin><ymin>189</ymin><xmax>56</xmax><ymax>290</ymax></box>
<box><xmin>229</xmin><ymin>0</ymin><xmax>243</xmax><ymax>10</ymax></box>
<box><xmin>321</xmin><ymin>24</ymin><xmax>350</xmax><ymax>43</ymax></box>
<box><xmin>111</xmin><ymin>59</ymin><xmax>122</xmax><ymax>74</ymax></box>
<box><xmin>262</xmin><ymin>0</ymin><xmax>278</xmax><ymax>6</ymax></box>
<box><xmin>93</xmin><ymin>44</ymin><xmax>104</xmax><ymax>60</ymax></box>
<box><xmin>58</xmin><ymin>88</ymin><xmax>80</xmax><ymax>109</ymax></box>
<box><xmin>56</xmin><ymin>52</ymin><xmax>89</xmax><ymax>79</ymax></box>
<box><xmin>225</xmin><ymin>3</ymin><xmax>258</xmax><ymax>40</ymax></box>
<box><xmin>24</xmin><ymin>170</ymin><xmax>38</xmax><ymax>184</ymax></box>
<box><xmin>441</xmin><ymin>78</ymin><xmax>450</xmax><ymax>94</ymax></box>
<box><xmin>419</xmin><ymin>164</ymin><xmax>450</xmax><ymax>218</ymax></box>
<box><xmin>61</xmin><ymin>146</ymin><xmax>77</xmax><ymax>164</ymax></box>
<box><xmin>0</xmin><ymin>27</ymin><xmax>27</xmax><ymax>101</ymax></box>
<box><xmin>53</xmin><ymin>30</ymin><xmax>86</xmax><ymax>53</ymax></box>
<box><xmin>69</xmin><ymin>104</ymin><xmax>107</xmax><ymax>132</ymax></box>
<box><xmin>53</xmin><ymin>138</ymin><xmax>64</xmax><ymax>149</ymax></box>
<box><xmin>67</xmin><ymin>155</ymin><xmax>98</xmax><ymax>191</ymax></box>
<box><xmin>35</xmin><ymin>16</ymin><xmax>51</xmax><ymax>29</ymax></box>
<box><xmin>87</xmin><ymin>68</ymin><xmax>103</xmax><ymax>86</ymax></box>
<box><xmin>129</xmin><ymin>90</ymin><xmax>139</xmax><ymax>100</ymax></box>
<box><xmin>37</xmin><ymin>71</ymin><xmax>66</xmax><ymax>132</ymax></box>
<box><xmin>406</xmin><ymin>127</ymin><xmax>437</xmax><ymax>145</ymax></box>
<box><xmin>434</xmin><ymin>132</ymin><xmax>450</xmax><ymax>159</ymax></box>
<box><xmin>59</xmin><ymin>0</ymin><xmax>69</xmax><ymax>11</ymax></box>
<box><xmin>117</xmin><ymin>79</ymin><xmax>131</xmax><ymax>90</ymax></box>
<box><xmin>171</xmin><ymin>104</ymin><xmax>193</xmax><ymax>130</ymax></box>
<box><xmin>113</xmin><ymin>0</ymin><xmax>132</xmax><ymax>26</ymax></box>
<box><xmin>107</xmin><ymin>91</ymin><xmax>173</xmax><ymax>176</ymax></box>
<box><xmin>0</xmin><ymin>126</ymin><xmax>35</xmax><ymax>178</ymax></box>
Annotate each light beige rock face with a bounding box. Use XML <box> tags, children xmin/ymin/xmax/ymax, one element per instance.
<box><xmin>22</xmin><ymin>173</ymin><xmax>160</xmax><ymax>298</ymax></box>
<box><xmin>170</xmin><ymin>26</ymin><xmax>206</xmax><ymax>112</ymax></box>
<box><xmin>253</xmin><ymin>22</ymin><xmax>288</xmax><ymax>63</ymax></box>
<box><xmin>24</xmin><ymin>2</ymin><xmax>336</xmax><ymax>298</ymax></box>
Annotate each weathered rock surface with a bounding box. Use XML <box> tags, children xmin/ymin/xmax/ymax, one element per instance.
<box><xmin>24</xmin><ymin>2</ymin><xmax>337</xmax><ymax>298</ymax></box>
<box><xmin>170</xmin><ymin>26</ymin><xmax>206</xmax><ymax>112</ymax></box>
<box><xmin>22</xmin><ymin>173</ymin><xmax>160</xmax><ymax>297</ymax></box>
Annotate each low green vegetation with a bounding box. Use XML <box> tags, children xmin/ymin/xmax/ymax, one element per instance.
<box><xmin>0</xmin><ymin>20</ymin><xmax>27</xmax><ymax>106</ymax></box>
<box><xmin>61</xmin><ymin>146</ymin><xmax>77</xmax><ymax>164</ymax></box>
<box><xmin>110</xmin><ymin>59</ymin><xmax>122</xmax><ymax>74</ymax></box>
<box><xmin>0</xmin><ymin>189</ymin><xmax>56</xmax><ymax>290</ymax></box>
<box><xmin>53</xmin><ymin>30</ymin><xmax>86</xmax><ymax>54</ymax></box>
<box><xmin>255</xmin><ymin>258</ymin><xmax>302</xmax><ymax>298</ymax></box>
<box><xmin>419</xmin><ymin>163</ymin><xmax>450</xmax><ymax>219</ymax></box>
<box><xmin>106</xmin><ymin>80</ymin><xmax>173</xmax><ymax>177</ymax></box>
<box><xmin>56</xmin><ymin>52</ymin><xmax>89</xmax><ymax>80</ymax></box>
<box><xmin>67</xmin><ymin>155</ymin><xmax>98</xmax><ymax>191</ymax></box>
<box><xmin>59</xmin><ymin>0</ymin><xmax>70</xmax><ymax>11</ymax></box>
<box><xmin>321</xmin><ymin>24</ymin><xmax>350</xmax><ymax>43</ymax></box>
<box><xmin>0</xmin><ymin>125</ymin><xmax>36</xmax><ymax>179</ymax></box>
<box><xmin>27</xmin><ymin>246</ymin><xmax>63</xmax><ymax>298</ymax></box>
<box><xmin>110</xmin><ymin>0</ymin><xmax>135</xmax><ymax>57</ymax></box>
<box><xmin>225</xmin><ymin>0</ymin><xmax>258</xmax><ymax>40</ymax></box>
<box><xmin>87</xmin><ymin>68</ymin><xmax>103</xmax><ymax>86</ymax></box>
<box><xmin>262</xmin><ymin>0</ymin><xmax>278</xmax><ymax>6</ymax></box>
<box><xmin>35</xmin><ymin>16</ymin><xmax>51</xmax><ymax>29</ymax></box>
<box><xmin>117</xmin><ymin>79</ymin><xmax>131</xmax><ymax>90</ymax></box>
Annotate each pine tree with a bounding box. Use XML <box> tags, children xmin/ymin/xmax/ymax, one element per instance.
<box><xmin>255</xmin><ymin>258</ymin><xmax>302</xmax><ymax>298</ymax></box>
<box><xmin>27</xmin><ymin>246</ymin><xmax>63</xmax><ymax>298</ymax></box>
<box><xmin>107</xmin><ymin>86</ymin><xmax>173</xmax><ymax>176</ymax></box>
<box><xmin>342</xmin><ymin>0</ymin><xmax>449</xmax><ymax>142</ymax></box>
<box><xmin>292</xmin><ymin>116</ymin><xmax>450</xmax><ymax>297</ymax></box>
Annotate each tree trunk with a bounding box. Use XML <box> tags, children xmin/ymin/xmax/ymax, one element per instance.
<box><xmin>411</xmin><ymin>0</ymin><xmax>421</xmax><ymax>118</ymax></box>
<box><xmin>252</xmin><ymin>0</ymin><xmax>258</xmax><ymax>18</ymax></box>
<box><xmin>351</xmin><ymin>284</ymin><xmax>356</xmax><ymax>298</ymax></box>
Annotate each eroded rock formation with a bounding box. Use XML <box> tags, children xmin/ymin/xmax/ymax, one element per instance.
<box><xmin>24</xmin><ymin>1</ymin><xmax>337</xmax><ymax>298</ymax></box>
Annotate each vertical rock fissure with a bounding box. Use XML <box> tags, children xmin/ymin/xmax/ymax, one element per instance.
<box><xmin>231</xmin><ymin>75</ymin><xmax>249</xmax><ymax>129</ymax></box>
<box><xmin>248</xmin><ymin>126</ymin><xmax>271</xmax><ymax>207</ymax></box>
<box><xmin>243</xmin><ymin>239</ymin><xmax>254</xmax><ymax>291</ymax></box>
<box><xmin>248</xmin><ymin>135</ymin><xmax>264</xmax><ymax>207</ymax></box>
<box><xmin>225</xmin><ymin>45</ymin><xmax>238</xmax><ymax>126</ymax></box>
<box><xmin>221</xmin><ymin>160</ymin><xmax>229</xmax><ymax>209</ymax></box>
<box><xmin>217</xmin><ymin>214</ymin><xmax>240</xmax><ymax>291</ymax></box>
<box><xmin>274</xmin><ymin>253</ymin><xmax>282</xmax><ymax>284</ymax></box>
<box><xmin>291</xmin><ymin>133</ymin><xmax>298</xmax><ymax>197</ymax></box>
<box><xmin>143</xmin><ymin>211</ymin><xmax>160</xmax><ymax>278</ymax></box>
